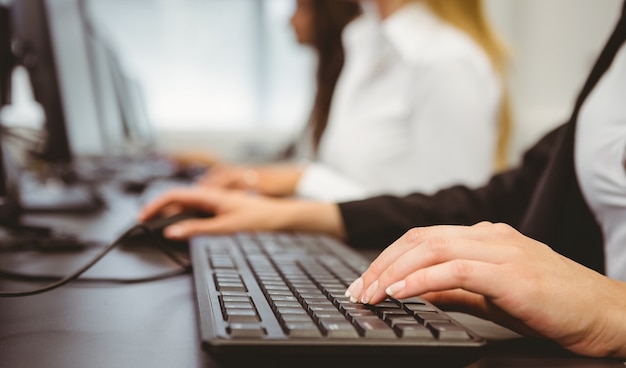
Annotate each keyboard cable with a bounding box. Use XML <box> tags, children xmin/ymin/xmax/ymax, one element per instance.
<box><xmin>0</xmin><ymin>224</ymin><xmax>192</xmax><ymax>297</ymax></box>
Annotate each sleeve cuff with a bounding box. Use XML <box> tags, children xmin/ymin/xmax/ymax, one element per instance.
<box><xmin>296</xmin><ymin>163</ymin><xmax>369</xmax><ymax>202</ymax></box>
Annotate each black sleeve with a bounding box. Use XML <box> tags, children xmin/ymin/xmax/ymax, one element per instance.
<box><xmin>338</xmin><ymin>123</ymin><xmax>566</xmax><ymax>249</ymax></box>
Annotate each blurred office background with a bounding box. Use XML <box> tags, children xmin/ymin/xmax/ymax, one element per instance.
<box><xmin>3</xmin><ymin>0</ymin><xmax>623</xmax><ymax>166</ymax></box>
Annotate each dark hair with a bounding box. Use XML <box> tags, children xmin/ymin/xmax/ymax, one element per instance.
<box><xmin>307</xmin><ymin>0</ymin><xmax>360</xmax><ymax>152</ymax></box>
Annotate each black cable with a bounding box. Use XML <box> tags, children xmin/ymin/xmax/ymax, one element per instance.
<box><xmin>0</xmin><ymin>268</ymin><xmax>189</xmax><ymax>285</ymax></box>
<box><xmin>0</xmin><ymin>224</ymin><xmax>192</xmax><ymax>297</ymax></box>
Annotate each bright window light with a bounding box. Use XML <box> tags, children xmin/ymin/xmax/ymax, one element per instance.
<box><xmin>86</xmin><ymin>0</ymin><xmax>315</xmax><ymax>132</ymax></box>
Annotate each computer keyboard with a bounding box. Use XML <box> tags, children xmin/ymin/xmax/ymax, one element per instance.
<box><xmin>190</xmin><ymin>232</ymin><xmax>486</xmax><ymax>367</ymax></box>
<box><xmin>19</xmin><ymin>172</ymin><xmax>104</xmax><ymax>214</ymax></box>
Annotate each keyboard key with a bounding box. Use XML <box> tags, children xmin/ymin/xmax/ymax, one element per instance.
<box><xmin>218</xmin><ymin>283</ymin><xmax>247</xmax><ymax>292</ymax></box>
<box><xmin>427</xmin><ymin>322</ymin><xmax>471</xmax><ymax>340</ymax></box>
<box><xmin>346</xmin><ymin>309</ymin><xmax>378</xmax><ymax>320</ymax></box>
<box><xmin>339</xmin><ymin>302</ymin><xmax>370</xmax><ymax>314</ymax></box>
<box><xmin>319</xmin><ymin>320</ymin><xmax>359</xmax><ymax>338</ymax></box>
<box><xmin>271</xmin><ymin>295</ymin><xmax>299</xmax><ymax>303</ymax></box>
<box><xmin>394</xmin><ymin>324</ymin><xmax>435</xmax><ymax>339</ymax></box>
<box><xmin>374</xmin><ymin>301</ymin><xmax>399</xmax><ymax>308</ymax></box>
<box><xmin>415</xmin><ymin>312</ymin><xmax>450</xmax><ymax>324</ymax></box>
<box><xmin>272</xmin><ymin>301</ymin><xmax>302</xmax><ymax>310</ymax></box>
<box><xmin>223</xmin><ymin>301</ymin><xmax>254</xmax><ymax>310</ymax></box>
<box><xmin>387</xmin><ymin>316</ymin><xmax>419</xmax><ymax>328</ymax></box>
<box><xmin>313</xmin><ymin>311</ymin><xmax>345</xmax><ymax>323</ymax></box>
<box><xmin>308</xmin><ymin>305</ymin><xmax>339</xmax><ymax>314</ymax></box>
<box><xmin>220</xmin><ymin>295</ymin><xmax>251</xmax><ymax>303</ymax></box>
<box><xmin>353</xmin><ymin>317</ymin><xmax>397</xmax><ymax>338</ymax></box>
<box><xmin>285</xmin><ymin>322</ymin><xmax>322</xmax><ymax>338</ymax></box>
<box><xmin>380</xmin><ymin>309</ymin><xmax>411</xmax><ymax>320</ymax></box>
<box><xmin>266</xmin><ymin>289</ymin><xmax>295</xmax><ymax>297</ymax></box>
<box><xmin>225</xmin><ymin>309</ymin><xmax>260</xmax><ymax>323</ymax></box>
<box><xmin>227</xmin><ymin>323</ymin><xmax>266</xmax><ymax>338</ymax></box>
<box><xmin>404</xmin><ymin>302</ymin><xmax>438</xmax><ymax>314</ymax></box>
<box><xmin>275</xmin><ymin>306</ymin><xmax>308</xmax><ymax>316</ymax></box>
<box><xmin>280</xmin><ymin>314</ymin><xmax>314</xmax><ymax>323</ymax></box>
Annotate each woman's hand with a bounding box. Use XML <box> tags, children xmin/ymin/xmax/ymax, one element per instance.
<box><xmin>168</xmin><ymin>149</ymin><xmax>221</xmax><ymax>168</ymax></box>
<box><xmin>138</xmin><ymin>186</ymin><xmax>345</xmax><ymax>240</ymax></box>
<box><xmin>345</xmin><ymin>222</ymin><xmax>626</xmax><ymax>358</ymax></box>
<box><xmin>197</xmin><ymin>164</ymin><xmax>304</xmax><ymax>197</ymax></box>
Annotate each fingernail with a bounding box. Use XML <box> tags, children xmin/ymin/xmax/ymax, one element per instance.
<box><xmin>386</xmin><ymin>280</ymin><xmax>406</xmax><ymax>296</ymax></box>
<box><xmin>345</xmin><ymin>277</ymin><xmax>363</xmax><ymax>303</ymax></box>
<box><xmin>360</xmin><ymin>280</ymin><xmax>378</xmax><ymax>304</ymax></box>
<box><xmin>164</xmin><ymin>225</ymin><xmax>184</xmax><ymax>239</ymax></box>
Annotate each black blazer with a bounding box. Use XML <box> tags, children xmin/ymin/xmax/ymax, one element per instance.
<box><xmin>338</xmin><ymin>3</ymin><xmax>626</xmax><ymax>275</ymax></box>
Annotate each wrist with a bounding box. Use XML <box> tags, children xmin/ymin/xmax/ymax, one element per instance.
<box><xmin>604</xmin><ymin>279</ymin><xmax>626</xmax><ymax>358</ymax></box>
<box><xmin>572</xmin><ymin>278</ymin><xmax>626</xmax><ymax>358</ymax></box>
<box><xmin>285</xmin><ymin>166</ymin><xmax>304</xmax><ymax>196</ymax></box>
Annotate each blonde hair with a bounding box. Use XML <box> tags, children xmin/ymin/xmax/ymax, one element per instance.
<box><xmin>423</xmin><ymin>0</ymin><xmax>512</xmax><ymax>171</ymax></box>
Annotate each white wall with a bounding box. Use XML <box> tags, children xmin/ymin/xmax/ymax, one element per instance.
<box><xmin>485</xmin><ymin>0</ymin><xmax>623</xmax><ymax>164</ymax></box>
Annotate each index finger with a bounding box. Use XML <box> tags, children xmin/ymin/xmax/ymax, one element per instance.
<box><xmin>360</xmin><ymin>224</ymin><xmax>493</xmax><ymax>278</ymax></box>
<box><xmin>138</xmin><ymin>187</ymin><xmax>219</xmax><ymax>222</ymax></box>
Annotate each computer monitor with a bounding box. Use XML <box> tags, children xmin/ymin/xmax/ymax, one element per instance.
<box><xmin>1</xmin><ymin>3</ymin><xmax>14</xmax><ymax>107</ymax></box>
<box><xmin>6</xmin><ymin>0</ymin><xmax>108</xmax><ymax>213</ymax></box>
<box><xmin>10</xmin><ymin>0</ymin><xmax>174</xmax><ymax>190</ymax></box>
<box><xmin>106</xmin><ymin>45</ymin><xmax>156</xmax><ymax>154</ymax></box>
<box><xmin>0</xmin><ymin>4</ymin><xmax>20</xmax><ymax>226</ymax></box>
<box><xmin>80</xmin><ymin>3</ymin><xmax>156</xmax><ymax>157</ymax></box>
<box><xmin>10</xmin><ymin>0</ymin><xmax>73</xmax><ymax>164</ymax></box>
<box><xmin>9</xmin><ymin>0</ymin><xmax>127</xmax><ymax>167</ymax></box>
<box><xmin>0</xmin><ymin>132</ymin><xmax>21</xmax><ymax>227</ymax></box>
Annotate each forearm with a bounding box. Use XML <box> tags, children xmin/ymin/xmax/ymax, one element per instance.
<box><xmin>277</xmin><ymin>199</ymin><xmax>347</xmax><ymax>240</ymax></box>
<box><xmin>337</xmin><ymin>126</ymin><xmax>567</xmax><ymax>249</ymax></box>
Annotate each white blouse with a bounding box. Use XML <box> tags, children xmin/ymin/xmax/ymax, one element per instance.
<box><xmin>575</xmin><ymin>44</ymin><xmax>626</xmax><ymax>281</ymax></box>
<box><xmin>295</xmin><ymin>3</ymin><xmax>502</xmax><ymax>202</ymax></box>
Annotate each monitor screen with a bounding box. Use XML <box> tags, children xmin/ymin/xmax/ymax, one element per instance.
<box><xmin>81</xmin><ymin>5</ymin><xmax>156</xmax><ymax>156</ymax></box>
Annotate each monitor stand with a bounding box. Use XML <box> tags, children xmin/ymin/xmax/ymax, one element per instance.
<box><xmin>19</xmin><ymin>171</ymin><xmax>104</xmax><ymax>214</ymax></box>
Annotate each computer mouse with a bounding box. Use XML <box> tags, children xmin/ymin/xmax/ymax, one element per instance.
<box><xmin>121</xmin><ymin>212</ymin><xmax>212</xmax><ymax>248</ymax></box>
<box><xmin>121</xmin><ymin>179</ymin><xmax>148</xmax><ymax>194</ymax></box>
